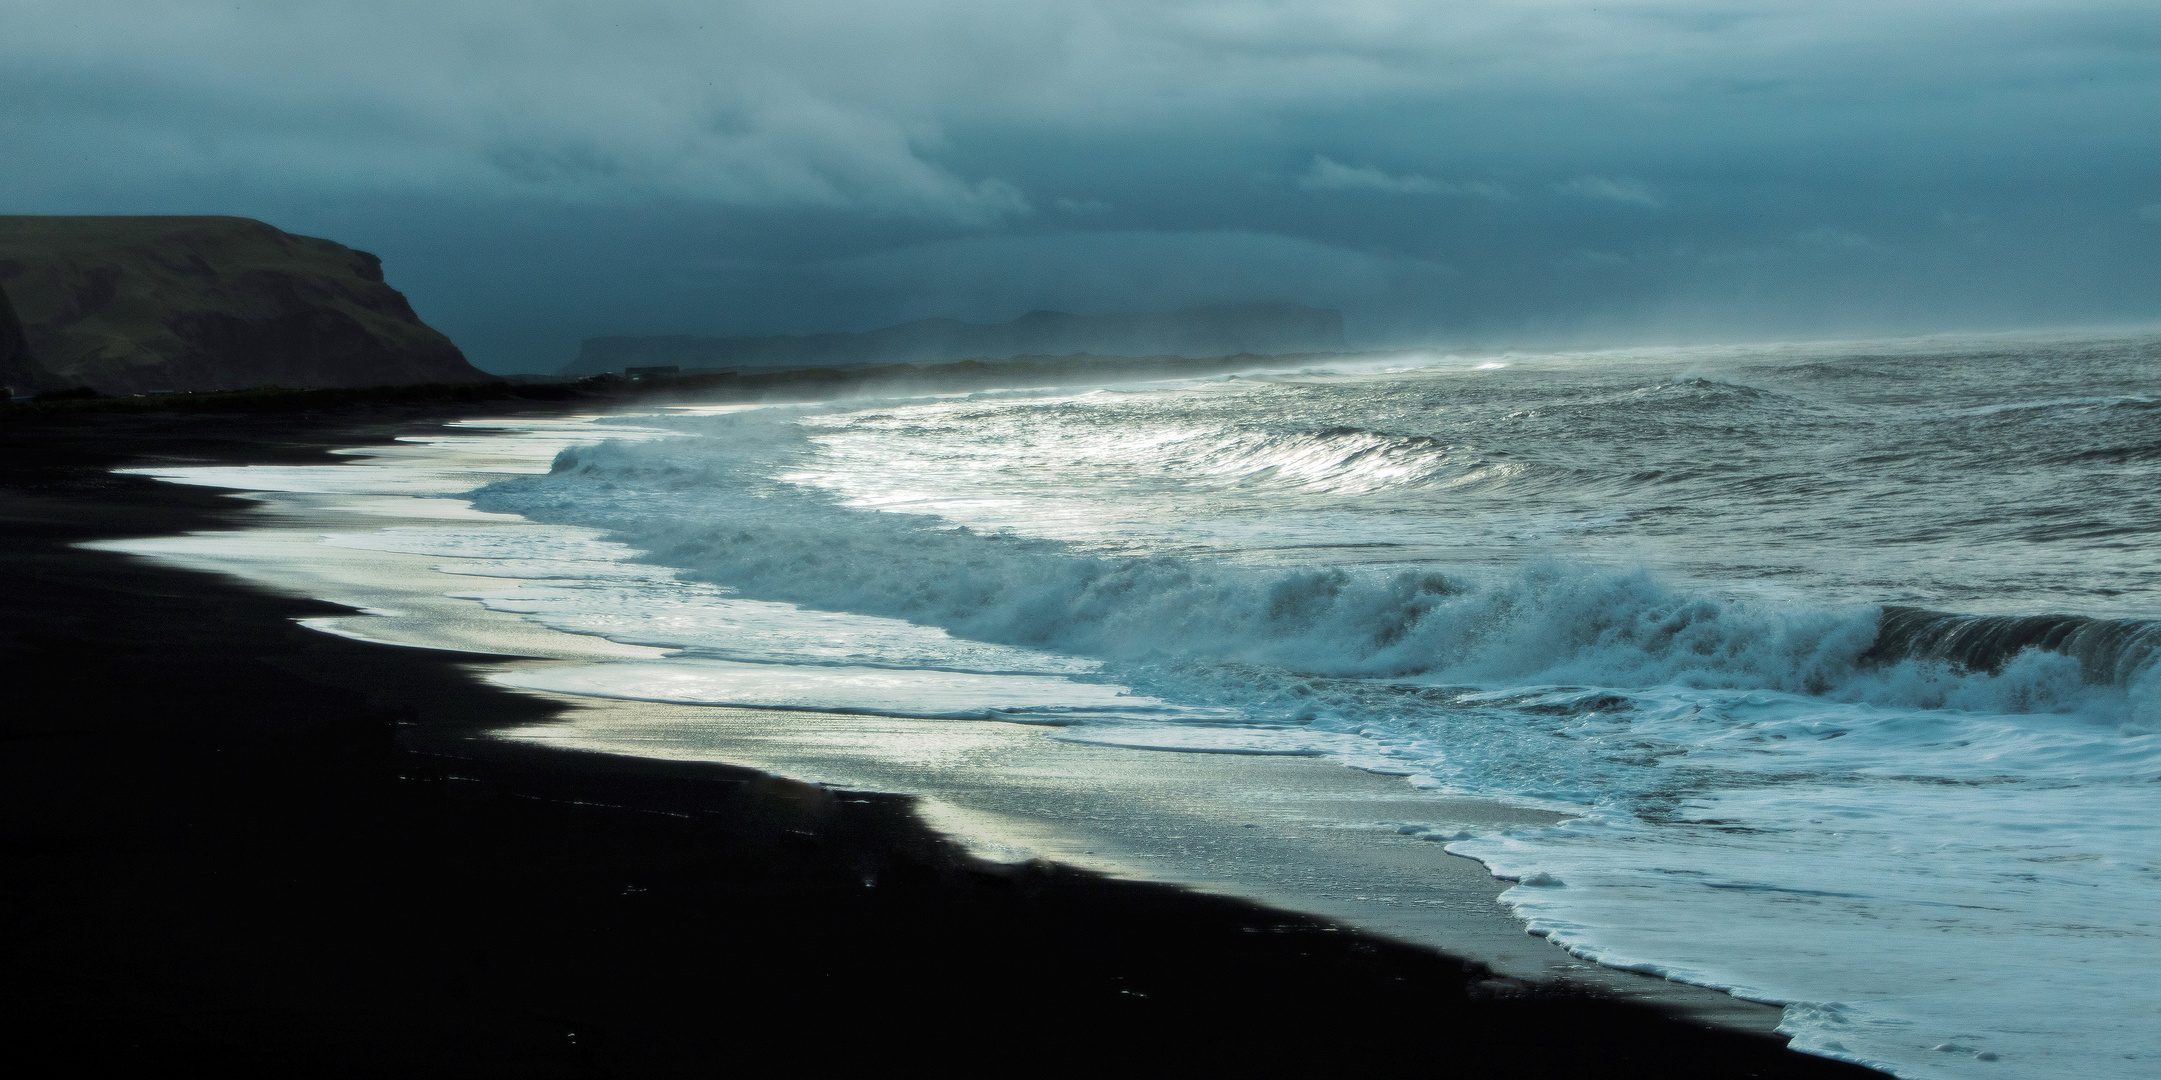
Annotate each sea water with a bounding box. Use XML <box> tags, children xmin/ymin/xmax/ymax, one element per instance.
<box><xmin>145</xmin><ymin>333</ymin><xmax>2161</xmax><ymax>1077</ymax></box>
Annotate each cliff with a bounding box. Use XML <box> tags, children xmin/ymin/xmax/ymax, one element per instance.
<box><xmin>563</xmin><ymin>302</ymin><xmax>1346</xmax><ymax>376</ymax></box>
<box><xmin>0</xmin><ymin>216</ymin><xmax>490</xmax><ymax>394</ymax></box>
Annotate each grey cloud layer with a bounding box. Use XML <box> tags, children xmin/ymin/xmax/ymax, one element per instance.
<box><xmin>3</xmin><ymin>0</ymin><xmax>2154</xmax><ymax>367</ymax></box>
<box><xmin>5</xmin><ymin>1</ymin><xmax>1046</xmax><ymax>220</ymax></box>
<box><xmin>1299</xmin><ymin>157</ymin><xmax>1513</xmax><ymax>200</ymax></box>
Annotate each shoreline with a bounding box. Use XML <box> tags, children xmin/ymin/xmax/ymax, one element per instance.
<box><xmin>492</xmin><ymin>692</ymin><xmax>1798</xmax><ymax>1033</ymax></box>
<box><xmin>86</xmin><ymin>435</ymin><xmax>1727</xmax><ymax>1007</ymax></box>
<box><xmin>0</xmin><ymin>405</ymin><xmax>1888</xmax><ymax>1075</ymax></box>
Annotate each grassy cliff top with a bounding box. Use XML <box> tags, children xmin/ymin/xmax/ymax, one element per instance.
<box><xmin>0</xmin><ymin>214</ymin><xmax>371</xmax><ymax>260</ymax></box>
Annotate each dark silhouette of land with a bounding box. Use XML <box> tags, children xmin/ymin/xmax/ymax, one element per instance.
<box><xmin>0</xmin><ymin>350</ymin><xmax>1332</xmax><ymax>420</ymax></box>
<box><xmin>0</xmin><ymin>278</ymin><xmax>38</xmax><ymax>395</ymax></box>
<box><xmin>0</xmin><ymin>216</ymin><xmax>489</xmax><ymax>395</ymax></box>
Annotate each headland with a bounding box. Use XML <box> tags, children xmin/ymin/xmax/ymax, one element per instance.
<box><xmin>0</xmin><ymin>215</ymin><xmax>490</xmax><ymax>395</ymax></box>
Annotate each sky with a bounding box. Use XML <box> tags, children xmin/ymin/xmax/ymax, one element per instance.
<box><xmin>3</xmin><ymin>0</ymin><xmax>2157</xmax><ymax>373</ymax></box>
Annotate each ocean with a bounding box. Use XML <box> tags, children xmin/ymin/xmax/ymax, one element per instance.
<box><xmin>120</xmin><ymin>331</ymin><xmax>2158</xmax><ymax>1077</ymax></box>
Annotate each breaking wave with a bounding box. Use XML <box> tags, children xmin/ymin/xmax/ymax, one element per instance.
<box><xmin>472</xmin><ymin>412</ymin><xmax>2157</xmax><ymax>727</ymax></box>
<box><xmin>1866</xmin><ymin>607</ymin><xmax>2161</xmax><ymax>687</ymax></box>
<box><xmin>1173</xmin><ymin>424</ymin><xmax>1581</xmax><ymax>495</ymax></box>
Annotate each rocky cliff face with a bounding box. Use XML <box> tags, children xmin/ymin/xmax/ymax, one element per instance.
<box><xmin>0</xmin><ymin>216</ymin><xmax>490</xmax><ymax>394</ymax></box>
<box><xmin>564</xmin><ymin>302</ymin><xmax>1347</xmax><ymax>376</ymax></box>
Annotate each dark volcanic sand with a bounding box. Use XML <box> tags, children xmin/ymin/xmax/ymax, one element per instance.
<box><xmin>0</xmin><ymin>407</ymin><xmax>1889</xmax><ymax>1077</ymax></box>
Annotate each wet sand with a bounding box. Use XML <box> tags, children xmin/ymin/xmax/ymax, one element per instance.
<box><xmin>498</xmin><ymin>694</ymin><xmax>1795</xmax><ymax>1029</ymax></box>
<box><xmin>0</xmin><ymin>406</ymin><xmax>1887</xmax><ymax>1076</ymax></box>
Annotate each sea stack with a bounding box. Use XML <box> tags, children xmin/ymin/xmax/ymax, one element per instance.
<box><xmin>0</xmin><ymin>216</ymin><xmax>490</xmax><ymax>394</ymax></box>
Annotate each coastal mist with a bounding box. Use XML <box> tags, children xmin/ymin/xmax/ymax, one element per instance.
<box><xmin>443</xmin><ymin>334</ymin><xmax>2159</xmax><ymax>1078</ymax></box>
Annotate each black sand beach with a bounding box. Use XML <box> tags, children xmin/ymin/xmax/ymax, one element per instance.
<box><xmin>0</xmin><ymin>404</ymin><xmax>1890</xmax><ymax>1077</ymax></box>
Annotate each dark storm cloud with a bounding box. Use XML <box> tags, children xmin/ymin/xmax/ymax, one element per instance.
<box><xmin>4</xmin><ymin>0</ymin><xmax>2156</xmax><ymax>370</ymax></box>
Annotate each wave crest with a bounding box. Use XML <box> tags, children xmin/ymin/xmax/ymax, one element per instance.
<box><xmin>474</xmin><ymin>413</ymin><xmax>2151</xmax><ymax>724</ymax></box>
<box><xmin>1865</xmin><ymin>606</ymin><xmax>2160</xmax><ymax>687</ymax></box>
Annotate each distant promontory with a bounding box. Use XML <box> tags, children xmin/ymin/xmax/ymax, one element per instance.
<box><xmin>562</xmin><ymin>302</ymin><xmax>1345</xmax><ymax>376</ymax></box>
<box><xmin>0</xmin><ymin>216</ymin><xmax>489</xmax><ymax>395</ymax></box>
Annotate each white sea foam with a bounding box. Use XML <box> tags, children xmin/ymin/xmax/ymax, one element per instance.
<box><xmin>474</xmin><ymin>409</ymin><xmax>2152</xmax><ymax>721</ymax></box>
<box><xmin>491</xmin><ymin>657</ymin><xmax>1160</xmax><ymax>721</ymax></box>
<box><xmin>456</xmin><ymin>351</ymin><xmax>2160</xmax><ymax>1078</ymax></box>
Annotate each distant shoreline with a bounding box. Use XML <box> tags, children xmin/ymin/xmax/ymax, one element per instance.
<box><xmin>1</xmin><ymin>349</ymin><xmax>1347</xmax><ymax>420</ymax></box>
